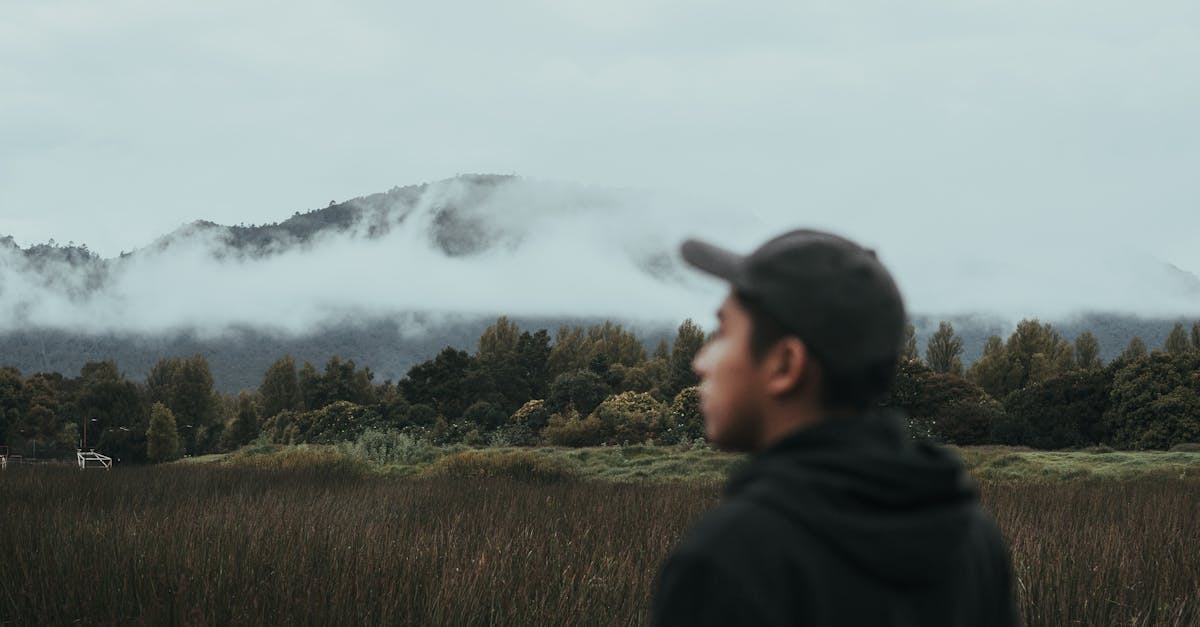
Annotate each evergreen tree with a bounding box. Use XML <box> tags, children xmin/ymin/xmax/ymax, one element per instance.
<box><xmin>616</xmin><ymin>358</ymin><xmax>669</xmax><ymax>399</ymax></box>
<box><xmin>222</xmin><ymin>393</ymin><xmax>260</xmax><ymax>450</ymax></box>
<box><xmin>1120</xmin><ymin>336</ymin><xmax>1148</xmax><ymax>362</ymax></box>
<box><xmin>1006</xmin><ymin>319</ymin><xmax>1073</xmax><ymax>385</ymax></box>
<box><xmin>259</xmin><ymin>355</ymin><xmax>301</xmax><ymax>420</ymax></box>
<box><xmin>0</xmin><ymin>367</ymin><xmax>28</xmax><ymax>447</ymax></box>
<box><xmin>145</xmin><ymin>357</ymin><xmax>181</xmax><ymax>407</ymax></box>
<box><xmin>547</xmin><ymin>326</ymin><xmax>588</xmax><ymax>381</ymax></box>
<box><xmin>146</xmin><ymin>402</ymin><xmax>181</xmax><ymax>462</ymax></box>
<box><xmin>1074</xmin><ymin>332</ymin><xmax>1102</xmax><ymax>369</ymax></box>
<box><xmin>966</xmin><ymin>336</ymin><xmax>1021</xmax><ymax>400</ymax></box>
<box><xmin>925</xmin><ymin>322</ymin><xmax>964</xmax><ymax>375</ymax></box>
<box><xmin>1192</xmin><ymin>322</ymin><xmax>1200</xmax><ymax>352</ymax></box>
<box><xmin>312</xmin><ymin>356</ymin><xmax>375</xmax><ymax>408</ymax></box>
<box><xmin>172</xmin><ymin>355</ymin><xmax>220</xmax><ymax>455</ymax></box>
<box><xmin>76</xmin><ymin>361</ymin><xmax>147</xmax><ymax>460</ymax></box>
<box><xmin>399</xmin><ymin>347</ymin><xmax>474</xmax><ymax>420</ymax></box>
<box><xmin>143</xmin><ymin>356</ymin><xmax>218</xmax><ymax>454</ymax></box>
<box><xmin>22</xmin><ymin>373</ymin><xmax>66</xmax><ymax>451</ymax></box>
<box><xmin>1165</xmin><ymin>323</ymin><xmax>1190</xmax><ymax>354</ymax></box>
<box><xmin>968</xmin><ymin>320</ymin><xmax>1071</xmax><ymax>398</ymax></box>
<box><xmin>477</xmin><ymin>316</ymin><xmax>521</xmax><ymax>361</ymax></box>
<box><xmin>473</xmin><ymin>319</ymin><xmax>541</xmax><ymax>414</ymax></box>
<box><xmin>298</xmin><ymin>361</ymin><xmax>321</xmax><ymax>410</ymax></box>
<box><xmin>516</xmin><ymin>330</ymin><xmax>552</xmax><ymax>403</ymax></box>
<box><xmin>899</xmin><ymin>323</ymin><xmax>919</xmax><ymax>362</ymax></box>
<box><xmin>663</xmin><ymin>319</ymin><xmax>706</xmax><ymax>401</ymax></box>
<box><xmin>584</xmin><ymin>321</ymin><xmax>647</xmax><ymax>368</ymax></box>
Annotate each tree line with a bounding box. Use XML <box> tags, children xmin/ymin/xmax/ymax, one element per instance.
<box><xmin>2</xmin><ymin>317</ymin><xmax>1198</xmax><ymax>462</ymax></box>
<box><xmin>898</xmin><ymin>319</ymin><xmax>1200</xmax><ymax>449</ymax></box>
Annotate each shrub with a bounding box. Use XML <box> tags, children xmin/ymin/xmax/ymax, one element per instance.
<box><xmin>659</xmin><ymin>386</ymin><xmax>703</xmax><ymax>445</ymax></box>
<box><xmin>590</xmin><ymin>391</ymin><xmax>669</xmax><ymax>445</ymax></box>
<box><xmin>489</xmin><ymin>423</ymin><xmax>537</xmax><ymax>447</ymax></box>
<box><xmin>890</xmin><ymin>370</ymin><xmax>1004</xmax><ymax>445</ymax></box>
<box><xmin>348</xmin><ymin>429</ymin><xmax>437</xmax><ymax>466</ymax></box>
<box><xmin>510</xmin><ymin>399</ymin><xmax>551</xmax><ymax>431</ymax></box>
<box><xmin>999</xmin><ymin>369</ymin><xmax>1113</xmax><ymax>449</ymax></box>
<box><xmin>261</xmin><ymin>401</ymin><xmax>382</xmax><ymax>444</ymax></box>
<box><xmin>407</xmin><ymin>403</ymin><xmax>438</xmax><ymax>427</ymax></box>
<box><xmin>1105</xmin><ymin>353</ymin><xmax>1200</xmax><ymax>449</ymax></box>
<box><xmin>541</xmin><ymin>409</ymin><xmax>605</xmax><ymax>447</ymax></box>
<box><xmin>1169</xmin><ymin>442</ymin><xmax>1200</xmax><ymax>453</ymax></box>
<box><xmin>462</xmin><ymin>401</ymin><xmax>507</xmax><ymax>430</ymax></box>
<box><xmin>547</xmin><ymin>370</ymin><xmax>609</xmax><ymax>415</ymax></box>
<box><xmin>932</xmin><ymin>398</ymin><xmax>1005</xmax><ymax>445</ymax></box>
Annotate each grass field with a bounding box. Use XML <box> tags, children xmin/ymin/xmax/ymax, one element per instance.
<box><xmin>213</xmin><ymin>438</ymin><xmax>1200</xmax><ymax>482</ymax></box>
<box><xmin>2</xmin><ymin>446</ymin><xmax>1198</xmax><ymax>625</ymax></box>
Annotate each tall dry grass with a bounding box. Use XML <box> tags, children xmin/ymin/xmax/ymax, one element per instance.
<box><xmin>1</xmin><ymin>464</ymin><xmax>1196</xmax><ymax>625</ymax></box>
<box><xmin>0</xmin><ymin>464</ymin><xmax>712</xmax><ymax>626</ymax></box>
<box><xmin>982</xmin><ymin>478</ymin><xmax>1200</xmax><ymax>626</ymax></box>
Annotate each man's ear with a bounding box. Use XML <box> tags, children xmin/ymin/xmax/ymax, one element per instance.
<box><xmin>764</xmin><ymin>337</ymin><xmax>810</xmax><ymax>397</ymax></box>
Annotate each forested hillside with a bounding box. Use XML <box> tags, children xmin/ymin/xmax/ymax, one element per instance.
<box><xmin>0</xmin><ymin>313</ymin><xmax>1188</xmax><ymax>393</ymax></box>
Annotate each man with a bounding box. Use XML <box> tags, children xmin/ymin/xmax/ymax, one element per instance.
<box><xmin>651</xmin><ymin>229</ymin><xmax>1016</xmax><ymax>626</ymax></box>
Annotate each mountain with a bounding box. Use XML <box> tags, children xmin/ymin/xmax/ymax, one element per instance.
<box><xmin>2</xmin><ymin>174</ymin><xmax>1198</xmax><ymax>391</ymax></box>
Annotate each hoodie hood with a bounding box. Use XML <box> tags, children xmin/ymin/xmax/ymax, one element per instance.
<box><xmin>727</xmin><ymin>410</ymin><xmax>978</xmax><ymax>586</ymax></box>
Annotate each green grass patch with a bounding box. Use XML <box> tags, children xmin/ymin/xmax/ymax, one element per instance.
<box><xmin>953</xmin><ymin>446</ymin><xmax>1200</xmax><ymax>481</ymax></box>
<box><xmin>212</xmin><ymin>439</ymin><xmax>1200</xmax><ymax>484</ymax></box>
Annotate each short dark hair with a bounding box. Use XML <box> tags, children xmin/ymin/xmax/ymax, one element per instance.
<box><xmin>737</xmin><ymin>291</ymin><xmax>897</xmax><ymax>410</ymax></box>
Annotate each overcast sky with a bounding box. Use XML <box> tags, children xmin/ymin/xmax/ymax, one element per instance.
<box><xmin>2</xmin><ymin>0</ymin><xmax>1199</xmax><ymax>325</ymax></box>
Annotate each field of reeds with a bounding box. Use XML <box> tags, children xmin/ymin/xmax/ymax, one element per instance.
<box><xmin>2</xmin><ymin>449</ymin><xmax>1198</xmax><ymax>626</ymax></box>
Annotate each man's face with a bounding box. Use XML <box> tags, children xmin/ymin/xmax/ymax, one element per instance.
<box><xmin>692</xmin><ymin>293</ymin><xmax>768</xmax><ymax>452</ymax></box>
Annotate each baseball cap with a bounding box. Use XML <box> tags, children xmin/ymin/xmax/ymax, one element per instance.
<box><xmin>680</xmin><ymin>229</ymin><xmax>906</xmax><ymax>375</ymax></box>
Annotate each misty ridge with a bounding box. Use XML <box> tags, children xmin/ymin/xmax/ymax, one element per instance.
<box><xmin>0</xmin><ymin>174</ymin><xmax>705</xmax><ymax>335</ymax></box>
<box><xmin>1</xmin><ymin>173</ymin><xmax>1198</xmax><ymax>392</ymax></box>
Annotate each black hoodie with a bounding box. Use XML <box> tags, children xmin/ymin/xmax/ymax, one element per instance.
<box><xmin>651</xmin><ymin>411</ymin><xmax>1017</xmax><ymax>627</ymax></box>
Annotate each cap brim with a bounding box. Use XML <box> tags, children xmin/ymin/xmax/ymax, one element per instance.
<box><xmin>681</xmin><ymin>239</ymin><xmax>745</xmax><ymax>282</ymax></box>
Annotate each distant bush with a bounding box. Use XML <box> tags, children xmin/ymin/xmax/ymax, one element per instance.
<box><xmin>429</xmin><ymin>418</ymin><xmax>487</xmax><ymax>446</ymax></box>
<box><xmin>510</xmin><ymin>399</ymin><xmax>551</xmax><ymax>431</ymax></box>
<box><xmin>590</xmin><ymin>391</ymin><xmax>669</xmax><ymax>445</ymax></box>
<box><xmin>895</xmin><ymin>372</ymin><xmax>1003</xmax><ymax>445</ymax></box>
<box><xmin>658</xmin><ymin>386</ymin><xmax>703</xmax><ymax>445</ymax></box>
<box><xmin>261</xmin><ymin>401</ymin><xmax>382</xmax><ymax>445</ymax></box>
<box><xmin>348</xmin><ymin>429</ymin><xmax>438</xmax><ymax>466</ymax></box>
<box><xmin>998</xmin><ymin>369</ymin><xmax>1113</xmax><ymax>449</ymax></box>
<box><xmin>423</xmin><ymin>450</ymin><xmax>579</xmax><ymax>484</ymax></box>
<box><xmin>1169</xmin><ymin>442</ymin><xmax>1200</xmax><ymax>453</ymax></box>
<box><xmin>463</xmin><ymin>401</ymin><xmax>507</xmax><ymax>430</ymax></box>
<box><xmin>1105</xmin><ymin>353</ymin><xmax>1200</xmax><ymax>449</ymax></box>
<box><xmin>933</xmin><ymin>397</ymin><xmax>1005</xmax><ymax>445</ymax></box>
<box><xmin>406</xmin><ymin>403</ymin><xmax>438</xmax><ymax>427</ymax></box>
<box><xmin>546</xmin><ymin>370</ymin><xmax>609</xmax><ymax>415</ymax></box>
<box><xmin>489</xmin><ymin>423</ymin><xmax>537</xmax><ymax>447</ymax></box>
<box><xmin>541</xmin><ymin>409</ymin><xmax>605</xmax><ymax>447</ymax></box>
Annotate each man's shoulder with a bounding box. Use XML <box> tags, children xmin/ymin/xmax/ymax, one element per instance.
<box><xmin>670</xmin><ymin>491</ymin><xmax>816</xmax><ymax>563</ymax></box>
